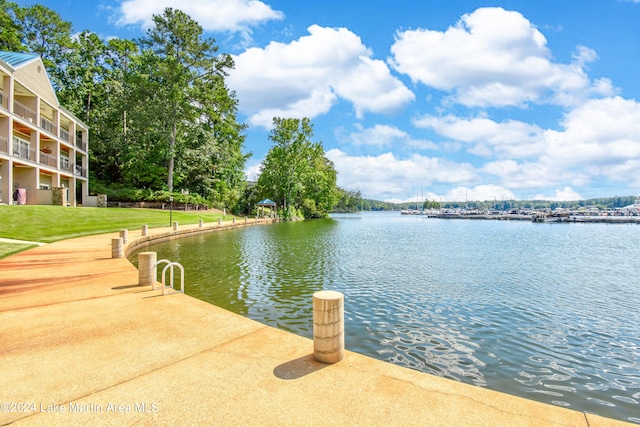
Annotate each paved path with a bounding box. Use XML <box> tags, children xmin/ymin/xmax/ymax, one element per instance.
<box><xmin>0</xmin><ymin>221</ymin><xmax>634</xmax><ymax>426</ymax></box>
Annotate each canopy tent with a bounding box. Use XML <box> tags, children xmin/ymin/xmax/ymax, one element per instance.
<box><xmin>257</xmin><ymin>198</ymin><xmax>277</xmax><ymax>218</ymax></box>
<box><xmin>257</xmin><ymin>198</ymin><xmax>276</xmax><ymax>206</ymax></box>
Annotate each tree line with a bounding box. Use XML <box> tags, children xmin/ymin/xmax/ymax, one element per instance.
<box><xmin>1</xmin><ymin>1</ymin><xmax>339</xmax><ymax>217</ymax></box>
<box><xmin>334</xmin><ymin>195</ymin><xmax>638</xmax><ymax>212</ymax></box>
<box><xmin>389</xmin><ymin>196</ymin><xmax>638</xmax><ymax>212</ymax></box>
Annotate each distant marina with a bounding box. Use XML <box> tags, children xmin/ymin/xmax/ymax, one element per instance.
<box><xmin>401</xmin><ymin>208</ymin><xmax>640</xmax><ymax>223</ymax></box>
<box><xmin>400</xmin><ymin>196</ymin><xmax>640</xmax><ymax>223</ymax></box>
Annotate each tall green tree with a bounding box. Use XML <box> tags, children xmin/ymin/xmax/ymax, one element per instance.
<box><xmin>19</xmin><ymin>4</ymin><xmax>73</xmax><ymax>89</ymax></box>
<box><xmin>138</xmin><ymin>7</ymin><xmax>236</xmax><ymax>193</ymax></box>
<box><xmin>57</xmin><ymin>31</ymin><xmax>106</xmax><ymax>122</ymax></box>
<box><xmin>89</xmin><ymin>38</ymin><xmax>141</xmax><ymax>185</ymax></box>
<box><xmin>0</xmin><ymin>0</ymin><xmax>25</xmax><ymax>52</ymax></box>
<box><xmin>258</xmin><ymin>117</ymin><xmax>338</xmax><ymax>219</ymax></box>
<box><xmin>335</xmin><ymin>189</ymin><xmax>363</xmax><ymax>212</ymax></box>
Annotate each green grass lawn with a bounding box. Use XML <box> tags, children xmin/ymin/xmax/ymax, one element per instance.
<box><xmin>0</xmin><ymin>205</ymin><xmax>231</xmax><ymax>259</ymax></box>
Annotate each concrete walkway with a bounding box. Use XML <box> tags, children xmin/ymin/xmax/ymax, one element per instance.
<box><xmin>0</xmin><ymin>221</ymin><xmax>634</xmax><ymax>426</ymax></box>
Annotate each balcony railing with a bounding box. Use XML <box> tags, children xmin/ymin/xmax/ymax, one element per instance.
<box><xmin>76</xmin><ymin>140</ymin><xmax>88</xmax><ymax>152</ymax></box>
<box><xmin>39</xmin><ymin>151</ymin><xmax>57</xmax><ymax>167</ymax></box>
<box><xmin>74</xmin><ymin>164</ymin><xmax>87</xmax><ymax>177</ymax></box>
<box><xmin>60</xmin><ymin>156</ymin><xmax>71</xmax><ymax>172</ymax></box>
<box><xmin>0</xmin><ymin>91</ymin><xmax>8</xmax><ymax>110</ymax></box>
<box><xmin>0</xmin><ymin>136</ymin><xmax>8</xmax><ymax>154</ymax></box>
<box><xmin>13</xmin><ymin>100</ymin><xmax>37</xmax><ymax>123</ymax></box>
<box><xmin>40</xmin><ymin>117</ymin><xmax>58</xmax><ymax>136</ymax></box>
<box><xmin>13</xmin><ymin>145</ymin><xmax>36</xmax><ymax>161</ymax></box>
<box><xmin>60</xmin><ymin>128</ymin><xmax>74</xmax><ymax>144</ymax></box>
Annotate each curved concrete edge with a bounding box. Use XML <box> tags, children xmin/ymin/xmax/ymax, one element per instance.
<box><xmin>124</xmin><ymin>217</ymin><xmax>272</xmax><ymax>258</ymax></box>
<box><xmin>0</xmin><ymin>219</ymin><xmax>635</xmax><ymax>426</ymax></box>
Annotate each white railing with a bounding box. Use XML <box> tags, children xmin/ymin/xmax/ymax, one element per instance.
<box><xmin>59</xmin><ymin>156</ymin><xmax>71</xmax><ymax>171</ymax></box>
<box><xmin>152</xmin><ymin>260</ymin><xmax>185</xmax><ymax>295</ymax></box>
<box><xmin>60</xmin><ymin>128</ymin><xmax>73</xmax><ymax>143</ymax></box>
<box><xmin>40</xmin><ymin>117</ymin><xmax>57</xmax><ymax>136</ymax></box>
<box><xmin>0</xmin><ymin>136</ymin><xmax>7</xmax><ymax>154</ymax></box>
<box><xmin>13</xmin><ymin>100</ymin><xmax>37</xmax><ymax>123</ymax></box>
<box><xmin>74</xmin><ymin>164</ymin><xmax>87</xmax><ymax>177</ymax></box>
<box><xmin>0</xmin><ymin>91</ymin><xmax>8</xmax><ymax>110</ymax></box>
<box><xmin>13</xmin><ymin>145</ymin><xmax>36</xmax><ymax>161</ymax></box>
<box><xmin>40</xmin><ymin>151</ymin><xmax>57</xmax><ymax>167</ymax></box>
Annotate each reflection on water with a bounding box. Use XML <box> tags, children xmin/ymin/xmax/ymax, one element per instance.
<box><xmin>130</xmin><ymin>212</ymin><xmax>640</xmax><ymax>424</ymax></box>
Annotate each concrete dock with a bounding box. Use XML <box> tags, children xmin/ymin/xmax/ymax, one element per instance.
<box><xmin>0</xmin><ymin>221</ymin><xmax>634</xmax><ymax>426</ymax></box>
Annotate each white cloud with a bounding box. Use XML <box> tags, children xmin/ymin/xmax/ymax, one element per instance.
<box><xmin>440</xmin><ymin>185</ymin><xmax>516</xmax><ymax>203</ymax></box>
<box><xmin>545</xmin><ymin>96</ymin><xmax>640</xmax><ymax>171</ymax></box>
<box><xmin>533</xmin><ymin>187</ymin><xmax>583</xmax><ymax>201</ymax></box>
<box><xmin>326</xmin><ymin>149</ymin><xmax>476</xmax><ymax>201</ymax></box>
<box><xmin>390</xmin><ymin>7</ymin><xmax>611</xmax><ymax>107</ymax></box>
<box><xmin>326</xmin><ymin>94</ymin><xmax>640</xmax><ymax>201</ymax></box>
<box><xmin>245</xmin><ymin>89</ymin><xmax>337</xmax><ymax>129</ymax></box>
<box><xmin>339</xmin><ymin>124</ymin><xmax>436</xmax><ymax>150</ymax></box>
<box><xmin>115</xmin><ymin>0</ymin><xmax>283</xmax><ymax>33</ymax></box>
<box><xmin>244</xmin><ymin>162</ymin><xmax>262</xmax><ymax>181</ymax></box>
<box><xmin>228</xmin><ymin>25</ymin><xmax>414</xmax><ymax>128</ymax></box>
<box><xmin>411</xmin><ymin>96</ymin><xmax>640</xmax><ymax>198</ymax></box>
<box><xmin>414</xmin><ymin>115</ymin><xmax>545</xmax><ymax>158</ymax></box>
<box><xmin>332</xmin><ymin>56</ymin><xmax>416</xmax><ymax>118</ymax></box>
<box><xmin>481</xmin><ymin>160</ymin><xmax>555</xmax><ymax>190</ymax></box>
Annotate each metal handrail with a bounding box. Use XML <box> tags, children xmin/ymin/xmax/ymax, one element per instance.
<box><xmin>40</xmin><ymin>117</ymin><xmax>57</xmax><ymax>135</ymax></box>
<box><xmin>0</xmin><ymin>91</ymin><xmax>8</xmax><ymax>110</ymax></box>
<box><xmin>59</xmin><ymin>157</ymin><xmax>71</xmax><ymax>171</ymax></box>
<box><xmin>13</xmin><ymin>145</ymin><xmax>36</xmax><ymax>161</ymax></box>
<box><xmin>39</xmin><ymin>151</ymin><xmax>57</xmax><ymax>167</ymax></box>
<box><xmin>152</xmin><ymin>259</ymin><xmax>187</xmax><ymax>294</ymax></box>
<box><xmin>0</xmin><ymin>136</ymin><xmax>8</xmax><ymax>154</ymax></box>
<box><xmin>161</xmin><ymin>262</ymin><xmax>184</xmax><ymax>295</ymax></box>
<box><xmin>152</xmin><ymin>260</ymin><xmax>172</xmax><ymax>290</ymax></box>
<box><xmin>13</xmin><ymin>99</ymin><xmax>37</xmax><ymax>122</ymax></box>
<box><xmin>60</xmin><ymin>128</ymin><xmax>74</xmax><ymax>144</ymax></box>
<box><xmin>74</xmin><ymin>164</ymin><xmax>87</xmax><ymax>177</ymax></box>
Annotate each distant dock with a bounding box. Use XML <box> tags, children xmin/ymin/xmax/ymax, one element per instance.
<box><xmin>401</xmin><ymin>209</ymin><xmax>640</xmax><ymax>223</ymax></box>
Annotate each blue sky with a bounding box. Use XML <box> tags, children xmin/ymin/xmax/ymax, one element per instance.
<box><xmin>15</xmin><ymin>0</ymin><xmax>640</xmax><ymax>202</ymax></box>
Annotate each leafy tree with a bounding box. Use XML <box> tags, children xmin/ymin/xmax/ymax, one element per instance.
<box><xmin>177</xmin><ymin>60</ymin><xmax>249</xmax><ymax>209</ymax></box>
<box><xmin>57</xmin><ymin>31</ymin><xmax>106</xmax><ymax>122</ymax></box>
<box><xmin>335</xmin><ymin>189</ymin><xmax>362</xmax><ymax>212</ymax></box>
<box><xmin>0</xmin><ymin>0</ymin><xmax>25</xmax><ymax>52</ymax></box>
<box><xmin>88</xmin><ymin>38</ymin><xmax>140</xmax><ymax>185</ymax></box>
<box><xmin>138</xmin><ymin>7</ymin><xmax>237</xmax><ymax>193</ymax></box>
<box><xmin>19</xmin><ymin>4</ymin><xmax>73</xmax><ymax>89</ymax></box>
<box><xmin>301</xmin><ymin>144</ymin><xmax>339</xmax><ymax>217</ymax></box>
<box><xmin>257</xmin><ymin>117</ymin><xmax>338</xmax><ymax>219</ymax></box>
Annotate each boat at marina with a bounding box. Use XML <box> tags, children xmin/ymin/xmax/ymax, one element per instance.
<box><xmin>403</xmin><ymin>206</ymin><xmax>639</xmax><ymax>223</ymax></box>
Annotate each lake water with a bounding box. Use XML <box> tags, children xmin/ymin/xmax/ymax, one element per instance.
<box><xmin>129</xmin><ymin>211</ymin><xmax>640</xmax><ymax>424</ymax></box>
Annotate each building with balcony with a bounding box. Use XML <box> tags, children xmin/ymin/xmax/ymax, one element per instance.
<box><xmin>0</xmin><ymin>51</ymin><xmax>89</xmax><ymax>206</ymax></box>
